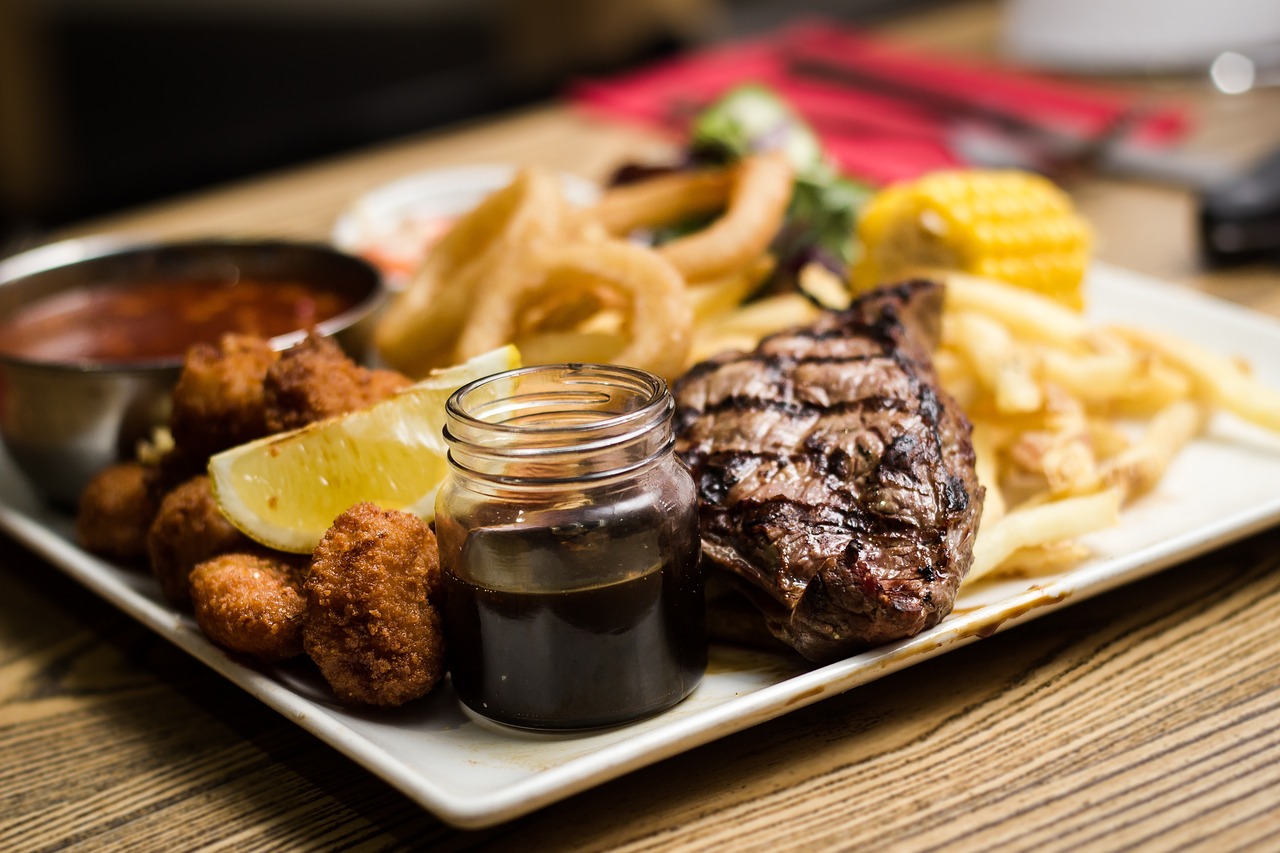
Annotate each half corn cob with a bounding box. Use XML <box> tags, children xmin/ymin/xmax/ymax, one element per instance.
<box><xmin>850</xmin><ymin>169</ymin><xmax>1092</xmax><ymax>310</ymax></box>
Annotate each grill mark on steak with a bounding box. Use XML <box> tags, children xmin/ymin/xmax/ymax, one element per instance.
<box><xmin>673</xmin><ymin>279</ymin><xmax>983</xmax><ymax>662</ymax></box>
<box><xmin>692</xmin><ymin>393</ymin><xmax>913</xmax><ymax>419</ymax></box>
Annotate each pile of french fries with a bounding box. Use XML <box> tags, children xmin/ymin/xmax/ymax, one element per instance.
<box><xmin>937</xmin><ymin>272</ymin><xmax>1280</xmax><ymax>584</ymax></box>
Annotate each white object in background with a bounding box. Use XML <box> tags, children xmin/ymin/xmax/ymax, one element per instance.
<box><xmin>1003</xmin><ymin>0</ymin><xmax>1280</xmax><ymax>73</ymax></box>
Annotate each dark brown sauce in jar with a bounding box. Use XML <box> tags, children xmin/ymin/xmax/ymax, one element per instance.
<box><xmin>435</xmin><ymin>364</ymin><xmax>707</xmax><ymax>730</ymax></box>
<box><xmin>442</xmin><ymin>516</ymin><xmax>706</xmax><ymax>729</ymax></box>
<box><xmin>0</xmin><ymin>278</ymin><xmax>354</xmax><ymax>364</ymax></box>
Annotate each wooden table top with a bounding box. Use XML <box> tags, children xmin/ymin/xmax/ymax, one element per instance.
<box><xmin>4</xmin><ymin>2</ymin><xmax>1279</xmax><ymax>849</ymax></box>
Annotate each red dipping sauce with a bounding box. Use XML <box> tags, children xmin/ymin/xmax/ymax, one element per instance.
<box><xmin>0</xmin><ymin>278</ymin><xmax>356</xmax><ymax>364</ymax></box>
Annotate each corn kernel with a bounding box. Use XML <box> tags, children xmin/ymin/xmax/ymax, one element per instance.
<box><xmin>850</xmin><ymin>169</ymin><xmax>1092</xmax><ymax>310</ymax></box>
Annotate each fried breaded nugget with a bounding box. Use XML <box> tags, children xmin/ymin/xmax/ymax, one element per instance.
<box><xmin>76</xmin><ymin>461</ymin><xmax>160</xmax><ymax>563</ymax></box>
<box><xmin>304</xmin><ymin>503</ymin><xmax>444</xmax><ymax>707</ymax></box>
<box><xmin>164</xmin><ymin>334</ymin><xmax>278</xmax><ymax>485</ymax></box>
<box><xmin>147</xmin><ymin>475</ymin><xmax>255</xmax><ymax>608</ymax></box>
<box><xmin>190</xmin><ymin>552</ymin><xmax>306</xmax><ymax>661</ymax></box>
<box><xmin>263</xmin><ymin>334</ymin><xmax>411</xmax><ymax>433</ymax></box>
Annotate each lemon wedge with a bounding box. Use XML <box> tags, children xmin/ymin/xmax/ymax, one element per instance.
<box><xmin>209</xmin><ymin>345</ymin><xmax>520</xmax><ymax>553</ymax></box>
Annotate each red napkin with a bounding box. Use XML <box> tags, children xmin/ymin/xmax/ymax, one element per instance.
<box><xmin>570</xmin><ymin>21</ymin><xmax>1189</xmax><ymax>184</ymax></box>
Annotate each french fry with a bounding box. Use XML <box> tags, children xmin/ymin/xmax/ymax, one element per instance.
<box><xmin>1004</xmin><ymin>422</ymin><xmax>1098</xmax><ymax>497</ymax></box>
<box><xmin>1086</xmin><ymin>417</ymin><xmax>1132</xmax><ymax>459</ymax></box>
<box><xmin>944</xmin><ymin>311</ymin><xmax>1043</xmax><ymax>413</ymax></box>
<box><xmin>967</xmin><ymin>489</ymin><xmax>1122</xmax><ymax>584</ymax></box>
<box><xmin>688</xmin><ymin>256</ymin><xmax>775</xmax><ymax>322</ymax></box>
<box><xmin>1113</xmin><ymin>326</ymin><xmax>1280</xmax><ymax>432</ymax></box>
<box><xmin>798</xmin><ymin>262</ymin><xmax>853</xmax><ymax>310</ymax></box>
<box><xmin>688</xmin><ymin>293</ymin><xmax>823</xmax><ymax>364</ymax></box>
<box><xmin>943</xmin><ymin>271</ymin><xmax>1091</xmax><ymax>348</ymax></box>
<box><xmin>1101</xmin><ymin>360</ymin><xmax>1193</xmax><ymax>416</ymax></box>
<box><xmin>1037</xmin><ymin>346</ymin><xmax>1139</xmax><ymax>403</ymax></box>
<box><xmin>695</xmin><ymin>293</ymin><xmax>822</xmax><ymax>340</ymax></box>
<box><xmin>1100</xmin><ymin>400</ymin><xmax>1207</xmax><ymax>501</ymax></box>
<box><xmin>1041</xmin><ymin>440</ymin><xmax>1100</xmax><ymax>496</ymax></box>
<box><xmin>970</xmin><ymin>421</ymin><xmax>1006</xmax><ymax>526</ymax></box>
<box><xmin>687</xmin><ymin>332</ymin><xmax>763</xmax><ymax>363</ymax></box>
<box><xmin>1042</xmin><ymin>397</ymin><xmax>1102</xmax><ymax>495</ymax></box>
<box><xmin>936</xmin><ymin>348</ymin><xmax>979</xmax><ymax>410</ymax></box>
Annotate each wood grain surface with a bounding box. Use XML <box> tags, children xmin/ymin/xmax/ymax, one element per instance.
<box><xmin>4</xmin><ymin>522</ymin><xmax>1279</xmax><ymax>850</ymax></box>
<box><xmin>4</xmin><ymin>1</ymin><xmax>1280</xmax><ymax>849</ymax></box>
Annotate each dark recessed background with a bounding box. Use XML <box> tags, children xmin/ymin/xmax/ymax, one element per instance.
<box><xmin>0</xmin><ymin>0</ymin><xmax>944</xmax><ymax>244</ymax></box>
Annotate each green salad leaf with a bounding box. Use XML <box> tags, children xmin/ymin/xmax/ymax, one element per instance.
<box><xmin>689</xmin><ymin>84</ymin><xmax>872</xmax><ymax>280</ymax></box>
<box><xmin>691</xmin><ymin>84</ymin><xmax>826</xmax><ymax>174</ymax></box>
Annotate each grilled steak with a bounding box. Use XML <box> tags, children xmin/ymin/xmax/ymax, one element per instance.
<box><xmin>673</xmin><ymin>280</ymin><xmax>982</xmax><ymax>662</ymax></box>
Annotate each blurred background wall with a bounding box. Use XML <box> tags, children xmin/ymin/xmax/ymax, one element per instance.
<box><xmin>0</xmin><ymin>0</ymin><xmax>952</xmax><ymax>236</ymax></box>
<box><xmin>0</xmin><ymin>0</ymin><xmax>948</xmax><ymax>241</ymax></box>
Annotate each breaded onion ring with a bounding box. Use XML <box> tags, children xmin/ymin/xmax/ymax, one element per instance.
<box><xmin>455</xmin><ymin>239</ymin><xmax>693</xmax><ymax>380</ymax></box>
<box><xmin>374</xmin><ymin>166</ymin><xmax>567</xmax><ymax>377</ymax></box>
<box><xmin>589</xmin><ymin>167</ymin><xmax>733</xmax><ymax>235</ymax></box>
<box><xmin>658</xmin><ymin>152</ymin><xmax>794</xmax><ymax>282</ymax></box>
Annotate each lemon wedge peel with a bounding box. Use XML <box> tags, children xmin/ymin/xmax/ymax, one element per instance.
<box><xmin>209</xmin><ymin>345</ymin><xmax>520</xmax><ymax>554</ymax></box>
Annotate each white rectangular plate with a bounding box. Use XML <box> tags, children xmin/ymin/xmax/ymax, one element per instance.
<box><xmin>3</xmin><ymin>262</ymin><xmax>1279</xmax><ymax>829</ymax></box>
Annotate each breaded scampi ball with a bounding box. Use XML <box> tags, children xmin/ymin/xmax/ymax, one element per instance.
<box><xmin>263</xmin><ymin>334</ymin><xmax>411</xmax><ymax>433</ymax></box>
<box><xmin>190</xmin><ymin>552</ymin><xmax>307</xmax><ymax>661</ymax></box>
<box><xmin>164</xmin><ymin>334</ymin><xmax>278</xmax><ymax>485</ymax></box>
<box><xmin>76</xmin><ymin>461</ymin><xmax>161</xmax><ymax>563</ymax></box>
<box><xmin>148</xmin><ymin>475</ymin><xmax>255</xmax><ymax>608</ymax></box>
<box><xmin>304</xmin><ymin>503</ymin><xmax>444</xmax><ymax>707</ymax></box>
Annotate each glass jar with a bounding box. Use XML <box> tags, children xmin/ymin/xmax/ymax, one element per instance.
<box><xmin>435</xmin><ymin>363</ymin><xmax>706</xmax><ymax>730</ymax></box>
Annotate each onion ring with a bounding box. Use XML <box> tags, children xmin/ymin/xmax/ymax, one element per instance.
<box><xmin>589</xmin><ymin>167</ymin><xmax>733</xmax><ymax>235</ymax></box>
<box><xmin>374</xmin><ymin>167</ymin><xmax>567</xmax><ymax>377</ymax></box>
<box><xmin>455</xmin><ymin>239</ymin><xmax>693</xmax><ymax>380</ymax></box>
<box><xmin>659</xmin><ymin>152</ymin><xmax>793</xmax><ymax>282</ymax></box>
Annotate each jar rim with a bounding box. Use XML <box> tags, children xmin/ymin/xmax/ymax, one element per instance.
<box><xmin>443</xmin><ymin>363</ymin><xmax>674</xmax><ymax>482</ymax></box>
<box><xmin>446</xmin><ymin>362</ymin><xmax>669</xmax><ymax>437</ymax></box>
